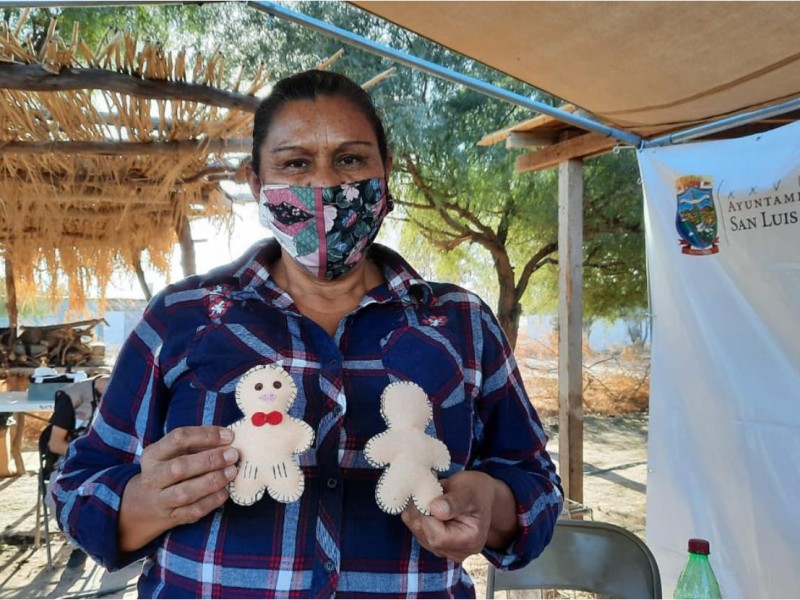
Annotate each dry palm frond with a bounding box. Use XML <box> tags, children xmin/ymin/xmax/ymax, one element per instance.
<box><xmin>0</xmin><ymin>17</ymin><xmax>272</xmax><ymax>314</ymax></box>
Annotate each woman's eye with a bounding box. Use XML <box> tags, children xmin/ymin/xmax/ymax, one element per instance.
<box><xmin>282</xmin><ymin>159</ymin><xmax>309</xmax><ymax>170</ymax></box>
<box><xmin>338</xmin><ymin>155</ymin><xmax>363</xmax><ymax>167</ymax></box>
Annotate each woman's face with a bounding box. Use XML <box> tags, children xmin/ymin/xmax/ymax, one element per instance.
<box><xmin>249</xmin><ymin>95</ymin><xmax>391</xmax><ymax>195</ymax></box>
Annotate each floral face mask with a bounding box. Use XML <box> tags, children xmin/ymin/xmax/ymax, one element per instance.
<box><xmin>259</xmin><ymin>177</ymin><xmax>392</xmax><ymax>280</ymax></box>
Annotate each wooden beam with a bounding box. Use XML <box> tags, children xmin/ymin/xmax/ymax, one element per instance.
<box><xmin>0</xmin><ymin>138</ymin><xmax>251</xmax><ymax>156</ymax></box>
<box><xmin>26</xmin><ymin>194</ymin><xmax>171</xmax><ymax>205</ymax></box>
<box><xmin>558</xmin><ymin>157</ymin><xmax>584</xmax><ymax>504</ymax></box>
<box><xmin>361</xmin><ymin>67</ymin><xmax>396</xmax><ymax>90</ymax></box>
<box><xmin>0</xmin><ymin>229</ymin><xmax>150</xmax><ymax>242</ymax></box>
<box><xmin>0</xmin><ymin>165</ymin><xmax>233</xmax><ymax>186</ymax></box>
<box><xmin>0</xmin><ymin>62</ymin><xmax>260</xmax><ymax>112</ymax></box>
<box><xmin>505</xmin><ymin>132</ymin><xmax>555</xmax><ymax>149</ymax></box>
<box><xmin>516</xmin><ymin>132</ymin><xmax>615</xmax><ymax>172</ymax></box>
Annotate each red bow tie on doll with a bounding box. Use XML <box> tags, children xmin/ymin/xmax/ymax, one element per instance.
<box><xmin>251</xmin><ymin>411</ymin><xmax>283</xmax><ymax>427</ymax></box>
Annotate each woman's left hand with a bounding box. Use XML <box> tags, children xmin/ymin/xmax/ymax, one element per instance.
<box><xmin>401</xmin><ymin>470</ymin><xmax>518</xmax><ymax>563</ymax></box>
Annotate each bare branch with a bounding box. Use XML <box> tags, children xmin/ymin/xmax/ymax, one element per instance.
<box><xmin>0</xmin><ymin>62</ymin><xmax>260</xmax><ymax>111</ymax></box>
<box><xmin>516</xmin><ymin>241</ymin><xmax>558</xmax><ymax>297</ymax></box>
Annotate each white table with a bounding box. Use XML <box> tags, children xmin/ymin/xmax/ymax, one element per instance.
<box><xmin>0</xmin><ymin>391</ymin><xmax>55</xmax><ymax>413</ymax></box>
<box><xmin>0</xmin><ymin>392</ymin><xmax>54</xmax><ymax>476</ymax></box>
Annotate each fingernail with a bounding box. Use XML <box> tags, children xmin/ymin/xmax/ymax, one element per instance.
<box><xmin>224</xmin><ymin>465</ymin><xmax>237</xmax><ymax>479</ymax></box>
<box><xmin>220</xmin><ymin>428</ymin><xmax>233</xmax><ymax>442</ymax></box>
<box><xmin>223</xmin><ymin>448</ymin><xmax>238</xmax><ymax>462</ymax></box>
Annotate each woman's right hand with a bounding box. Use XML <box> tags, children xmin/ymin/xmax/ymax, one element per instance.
<box><xmin>118</xmin><ymin>426</ymin><xmax>239</xmax><ymax>552</ymax></box>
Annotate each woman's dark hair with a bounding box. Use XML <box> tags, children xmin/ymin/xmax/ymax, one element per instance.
<box><xmin>251</xmin><ymin>69</ymin><xmax>389</xmax><ymax>173</ymax></box>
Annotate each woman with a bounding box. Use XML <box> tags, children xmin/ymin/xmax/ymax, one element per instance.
<box><xmin>54</xmin><ymin>70</ymin><xmax>562</xmax><ymax>598</ymax></box>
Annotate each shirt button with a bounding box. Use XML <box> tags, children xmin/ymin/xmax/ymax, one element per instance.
<box><xmin>326</xmin><ymin>477</ymin><xmax>338</xmax><ymax>489</ymax></box>
<box><xmin>324</xmin><ymin>559</ymin><xmax>336</xmax><ymax>573</ymax></box>
<box><xmin>328</xmin><ymin>358</ymin><xmax>339</xmax><ymax>367</ymax></box>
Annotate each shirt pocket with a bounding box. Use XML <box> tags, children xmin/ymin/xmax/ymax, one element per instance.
<box><xmin>187</xmin><ymin>323</ymin><xmax>288</xmax><ymax>392</ymax></box>
<box><xmin>166</xmin><ymin>324</ymin><xmax>290</xmax><ymax>431</ymax></box>
<box><xmin>379</xmin><ymin>325</ymin><xmax>473</xmax><ymax>470</ymax></box>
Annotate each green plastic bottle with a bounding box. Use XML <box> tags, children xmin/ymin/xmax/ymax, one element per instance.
<box><xmin>673</xmin><ymin>538</ymin><xmax>723</xmax><ymax>599</ymax></box>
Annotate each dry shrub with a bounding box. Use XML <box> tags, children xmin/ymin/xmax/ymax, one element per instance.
<box><xmin>515</xmin><ymin>330</ymin><xmax>650</xmax><ymax>419</ymax></box>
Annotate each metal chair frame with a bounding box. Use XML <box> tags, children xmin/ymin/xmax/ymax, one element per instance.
<box><xmin>34</xmin><ymin>429</ymin><xmax>55</xmax><ymax>570</ymax></box>
<box><xmin>485</xmin><ymin>519</ymin><xmax>662</xmax><ymax>599</ymax></box>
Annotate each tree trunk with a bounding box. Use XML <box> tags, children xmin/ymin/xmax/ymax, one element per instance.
<box><xmin>132</xmin><ymin>251</ymin><xmax>152</xmax><ymax>301</ymax></box>
<box><xmin>175</xmin><ymin>212</ymin><xmax>197</xmax><ymax>277</ymax></box>
<box><xmin>496</xmin><ymin>270</ymin><xmax>522</xmax><ymax>350</ymax></box>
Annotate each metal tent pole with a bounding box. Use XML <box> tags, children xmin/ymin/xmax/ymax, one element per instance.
<box><xmin>642</xmin><ymin>96</ymin><xmax>800</xmax><ymax>148</ymax></box>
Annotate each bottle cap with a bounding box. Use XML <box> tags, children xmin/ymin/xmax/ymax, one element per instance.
<box><xmin>688</xmin><ymin>538</ymin><xmax>710</xmax><ymax>554</ymax></box>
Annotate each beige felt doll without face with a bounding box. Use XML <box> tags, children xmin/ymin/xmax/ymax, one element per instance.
<box><xmin>227</xmin><ymin>364</ymin><xmax>315</xmax><ymax>505</ymax></box>
<box><xmin>364</xmin><ymin>381</ymin><xmax>452</xmax><ymax>515</ymax></box>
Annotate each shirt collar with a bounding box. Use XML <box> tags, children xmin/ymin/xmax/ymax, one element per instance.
<box><xmin>367</xmin><ymin>243</ymin><xmax>433</xmax><ymax>305</ymax></box>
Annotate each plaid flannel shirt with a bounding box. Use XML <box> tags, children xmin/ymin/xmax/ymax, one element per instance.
<box><xmin>54</xmin><ymin>239</ymin><xmax>563</xmax><ymax>598</ymax></box>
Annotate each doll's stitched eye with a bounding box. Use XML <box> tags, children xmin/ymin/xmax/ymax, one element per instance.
<box><xmin>255</xmin><ymin>383</ymin><xmax>263</xmax><ymax>391</ymax></box>
<box><xmin>273</xmin><ymin>381</ymin><xmax>282</xmax><ymax>389</ymax></box>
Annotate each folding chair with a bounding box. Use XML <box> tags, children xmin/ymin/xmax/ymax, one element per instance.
<box><xmin>485</xmin><ymin>519</ymin><xmax>662</xmax><ymax>598</ymax></box>
<box><xmin>34</xmin><ymin>427</ymin><xmax>56</xmax><ymax>570</ymax></box>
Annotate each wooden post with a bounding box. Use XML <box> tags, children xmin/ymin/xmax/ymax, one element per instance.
<box><xmin>132</xmin><ymin>250</ymin><xmax>153</xmax><ymax>301</ymax></box>
<box><xmin>1</xmin><ymin>254</ymin><xmax>18</xmax><ymax>477</ymax></box>
<box><xmin>4</xmin><ymin>251</ymin><xmax>18</xmax><ymax>351</ymax></box>
<box><xmin>5</xmin><ymin>370</ymin><xmax>29</xmax><ymax>477</ymax></box>
<box><xmin>175</xmin><ymin>210</ymin><xmax>197</xmax><ymax>277</ymax></box>
<box><xmin>557</xmin><ymin>158</ymin><xmax>584</xmax><ymax>504</ymax></box>
<box><xmin>9</xmin><ymin>415</ymin><xmax>26</xmax><ymax>475</ymax></box>
<box><xmin>0</xmin><ymin>423</ymin><xmax>10</xmax><ymax>477</ymax></box>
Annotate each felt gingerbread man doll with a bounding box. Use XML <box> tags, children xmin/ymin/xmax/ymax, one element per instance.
<box><xmin>227</xmin><ymin>364</ymin><xmax>315</xmax><ymax>505</ymax></box>
<box><xmin>364</xmin><ymin>381</ymin><xmax>452</xmax><ymax>515</ymax></box>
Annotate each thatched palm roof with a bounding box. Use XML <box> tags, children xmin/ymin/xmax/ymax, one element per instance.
<box><xmin>0</xmin><ymin>13</ymin><xmax>270</xmax><ymax>316</ymax></box>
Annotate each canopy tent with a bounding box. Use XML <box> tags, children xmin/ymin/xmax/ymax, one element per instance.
<box><xmin>350</xmin><ymin>1</ymin><xmax>800</xmax><ymax>147</ymax></box>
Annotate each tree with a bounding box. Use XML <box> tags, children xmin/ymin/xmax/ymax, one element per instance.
<box><xmin>397</xmin><ymin>137</ymin><xmax>560</xmax><ymax>349</ymax></box>
<box><xmin>388</xmin><ymin>84</ymin><xmax>645</xmax><ymax>348</ymax></box>
<box><xmin>522</xmin><ymin>151</ymin><xmax>646</xmax><ymax>318</ymax></box>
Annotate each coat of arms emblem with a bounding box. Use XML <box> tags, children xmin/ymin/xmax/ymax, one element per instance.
<box><xmin>675</xmin><ymin>175</ymin><xmax>719</xmax><ymax>255</ymax></box>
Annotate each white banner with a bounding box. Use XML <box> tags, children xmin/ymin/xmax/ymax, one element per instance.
<box><xmin>638</xmin><ymin>121</ymin><xmax>800</xmax><ymax>599</ymax></box>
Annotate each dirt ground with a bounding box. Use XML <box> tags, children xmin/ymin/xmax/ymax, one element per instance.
<box><xmin>1</xmin><ymin>331</ymin><xmax>650</xmax><ymax>598</ymax></box>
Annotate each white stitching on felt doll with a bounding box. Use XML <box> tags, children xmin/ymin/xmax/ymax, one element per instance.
<box><xmin>227</xmin><ymin>364</ymin><xmax>315</xmax><ymax>505</ymax></box>
<box><xmin>364</xmin><ymin>381</ymin><xmax>452</xmax><ymax>515</ymax></box>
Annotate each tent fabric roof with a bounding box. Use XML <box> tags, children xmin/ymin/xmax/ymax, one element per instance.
<box><xmin>351</xmin><ymin>1</ymin><xmax>800</xmax><ymax>138</ymax></box>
